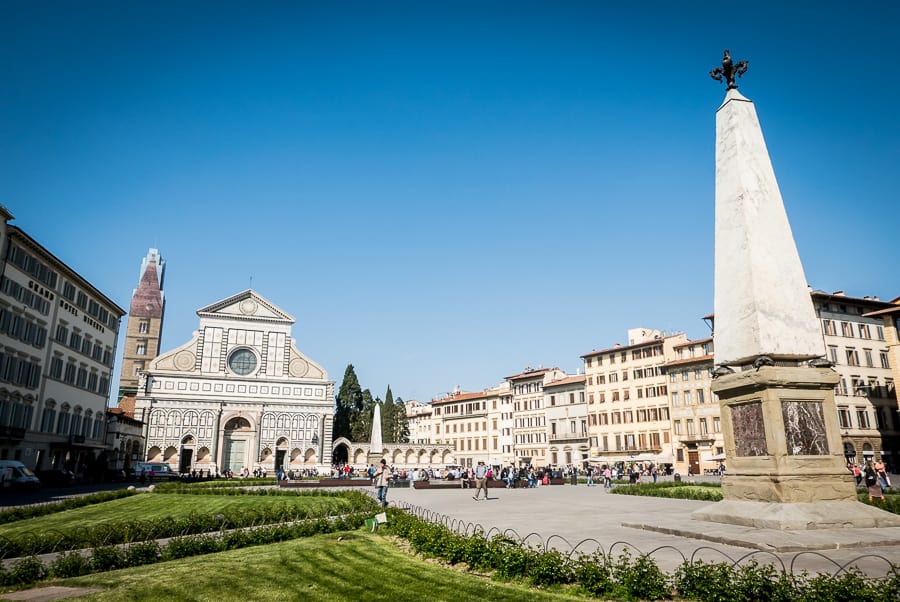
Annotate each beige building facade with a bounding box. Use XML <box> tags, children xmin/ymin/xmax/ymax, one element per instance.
<box><xmin>813</xmin><ymin>291</ymin><xmax>899</xmax><ymax>467</ymax></box>
<box><xmin>582</xmin><ymin>330</ymin><xmax>686</xmax><ymax>466</ymax></box>
<box><xmin>665</xmin><ymin>337</ymin><xmax>722</xmax><ymax>475</ymax></box>
<box><xmin>430</xmin><ymin>386</ymin><xmax>505</xmax><ymax>468</ymax></box>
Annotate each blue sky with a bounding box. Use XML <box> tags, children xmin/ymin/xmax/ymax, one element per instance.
<box><xmin>2</xmin><ymin>2</ymin><xmax>898</xmax><ymax>403</ymax></box>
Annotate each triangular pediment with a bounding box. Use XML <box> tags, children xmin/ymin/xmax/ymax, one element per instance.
<box><xmin>196</xmin><ymin>289</ymin><xmax>295</xmax><ymax>324</ymax></box>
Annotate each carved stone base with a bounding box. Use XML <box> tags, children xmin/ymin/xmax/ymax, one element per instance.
<box><xmin>692</xmin><ymin>500</ymin><xmax>900</xmax><ymax>530</ymax></box>
<box><xmin>712</xmin><ymin>366</ymin><xmax>857</xmax><ymax>504</ymax></box>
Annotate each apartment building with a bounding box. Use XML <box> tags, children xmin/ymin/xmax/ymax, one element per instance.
<box><xmin>665</xmin><ymin>336</ymin><xmax>722</xmax><ymax>475</ymax></box>
<box><xmin>543</xmin><ymin>373</ymin><xmax>587</xmax><ymax>467</ymax></box>
<box><xmin>429</xmin><ymin>386</ymin><xmax>504</xmax><ymax>468</ymax></box>
<box><xmin>582</xmin><ymin>329</ymin><xmax>686</xmax><ymax>465</ymax></box>
<box><xmin>813</xmin><ymin>291</ymin><xmax>899</xmax><ymax>466</ymax></box>
<box><xmin>0</xmin><ymin>206</ymin><xmax>125</xmax><ymax>473</ymax></box>
<box><xmin>404</xmin><ymin>399</ymin><xmax>433</xmax><ymax>444</ymax></box>
<box><xmin>506</xmin><ymin>367</ymin><xmax>565</xmax><ymax>467</ymax></box>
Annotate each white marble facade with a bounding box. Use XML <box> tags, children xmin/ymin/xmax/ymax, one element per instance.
<box><xmin>134</xmin><ymin>290</ymin><xmax>334</xmax><ymax>475</ymax></box>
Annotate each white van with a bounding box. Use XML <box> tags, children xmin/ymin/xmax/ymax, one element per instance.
<box><xmin>131</xmin><ymin>462</ymin><xmax>179</xmax><ymax>480</ymax></box>
<box><xmin>0</xmin><ymin>460</ymin><xmax>41</xmax><ymax>491</ymax></box>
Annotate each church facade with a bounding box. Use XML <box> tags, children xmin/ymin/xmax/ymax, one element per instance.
<box><xmin>133</xmin><ymin>290</ymin><xmax>334</xmax><ymax>475</ymax></box>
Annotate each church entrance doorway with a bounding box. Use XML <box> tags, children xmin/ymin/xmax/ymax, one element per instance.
<box><xmin>222</xmin><ymin>417</ymin><xmax>253</xmax><ymax>475</ymax></box>
<box><xmin>180</xmin><ymin>448</ymin><xmax>193</xmax><ymax>474</ymax></box>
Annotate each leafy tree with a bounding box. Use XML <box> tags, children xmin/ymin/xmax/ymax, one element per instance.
<box><xmin>381</xmin><ymin>386</ymin><xmax>396</xmax><ymax>443</ymax></box>
<box><xmin>333</xmin><ymin>365</ymin><xmax>362</xmax><ymax>440</ymax></box>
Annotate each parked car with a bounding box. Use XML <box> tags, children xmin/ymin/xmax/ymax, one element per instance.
<box><xmin>0</xmin><ymin>460</ymin><xmax>41</xmax><ymax>491</ymax></box>
<box><xmin>36</xmin><ymin>468</ymin><xmax>77</xmax><ymax>487</ymax></box>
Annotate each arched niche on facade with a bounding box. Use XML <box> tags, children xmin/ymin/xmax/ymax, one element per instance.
<box><xmin>164</xmin><ymin>446</ymin><xmax>178</xmax><ymax>463</ymax></box>
<box><xmin>196</xmin><ymin>447</ymin><xmax>211</xmax><ymax>463</ymax></box>
<box><xmin>353</xmin><ymin>448</ymin><xmax>367</xmax><ymax>464</ymax></box>
<box><xmin>260</xmin><ymin>447</ymin><xmax>273</xmax><ymax>464</ymax></box>
<box><xmin>405</xmin><ymin>449</ymin><xmax>416</xmax><ymax>464</ymax></box>
<box><xmin>304</xmin><ymin>448</ymin><xmax>317</xmax><ymax>464</ymax></box>
<box><xmin>289</xmin><ymin>447</ymin><xmax>302</xmax><ymax>464</ymax></box>
<box><xmin>147</xmin><ymin>446</ymin><xmax>163</xmax><ymax>462</ymax></box>
<box><xmin>182</xmin><ymin>435</ymin><xmax>195</xmax><ymax>446</ymax></box>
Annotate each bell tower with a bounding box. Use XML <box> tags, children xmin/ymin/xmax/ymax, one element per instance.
<box><xmin>117</xmin><ymin>248</ymin><xmax>166</xmax><ymax>408</ymax></box>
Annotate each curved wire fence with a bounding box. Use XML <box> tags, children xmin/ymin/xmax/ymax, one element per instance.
<box><xmin>393</xmin><ymin>500</ymin><xmax>899</xmax><ymax>578</ymax></box>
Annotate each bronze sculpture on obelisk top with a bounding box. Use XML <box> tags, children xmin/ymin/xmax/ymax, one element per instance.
<box><xmin>710</xmin><ymin>49</ymin><xmax>748</xmax><ymax>90</ymax></box>
<box><xmin>692</xmin><ymin>50</ymin><xmax>900</xmax><ymax>529</ymax></box>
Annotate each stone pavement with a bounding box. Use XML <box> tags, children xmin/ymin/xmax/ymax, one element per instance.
<box><xmin>384</xmin><ymin>483</ymin><xmax>900</xmax><ymax>576</ymax></box>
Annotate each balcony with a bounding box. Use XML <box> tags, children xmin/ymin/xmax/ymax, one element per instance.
<box><xmin>549</xmin><ymin>432</ymin><xmax>589</xmax><ymax>443</ymax></box>
<box><xmin>0</xmin><ymin>426</ymin><xmax>26</xmax><ymax>440</ymax></box>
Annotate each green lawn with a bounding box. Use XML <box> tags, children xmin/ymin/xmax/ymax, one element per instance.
<box><xmin>0</xmin><ymin>493</ymin><xmax>354</xmax><ymax>538</ymax></box>
<box><xmin>50</xmin><ymin>531</ymin><xmax>584</xmax><ymax>602</ymax></box>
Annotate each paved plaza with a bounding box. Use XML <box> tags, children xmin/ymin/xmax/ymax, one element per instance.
<box><xmin>384</xmin><ymin>483</ymin><xmax>900</xmax><ymax>576</ymax></box>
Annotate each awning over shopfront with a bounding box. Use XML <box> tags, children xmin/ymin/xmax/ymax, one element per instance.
<box><xmin>707</xmin><ymin>453</ymin><xmax>726</xmax><ymax>462</ymax></box>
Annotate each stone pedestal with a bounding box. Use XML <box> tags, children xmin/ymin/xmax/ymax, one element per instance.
<box><xmin>692</xmin><ymin>365</ymin><xmax>900</xmax><ymax>528</ymax></box>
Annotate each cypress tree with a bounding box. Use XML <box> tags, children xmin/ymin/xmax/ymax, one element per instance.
<box><xmin>381</xmin><ymin>386</ymin><xmax>395</xmax><ymax>443</ymax></box>
<box><xmin>350</xmin><ymin>389</ymin><xmax>376</xmax><ymax>442</ymax></box>
<box><xmin>393</xmin><ymin>396</ymin><xmax>410</xmax><ymax>443</ymax></box>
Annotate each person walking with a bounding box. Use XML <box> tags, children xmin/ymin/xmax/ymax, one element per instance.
<box><xmin>374</xmin><ymin>459</ymin><xmax>391</xmax><ymax>507</ymax></box>
<box><xmin>864</xmin><ymin>460</ymin><xmax>884</xmax><ymax>504</ymax></box>
<box><xmin>603</xmin><ymin>466</ymin><xmax>612</xmax><ymax>490</ymax></box>
<box><xmin>473</xmin><ymin>460</ymin><xmax>489</xmax><ymax>500</ymax></box>
<box><xmin>586</xmin><ymin>465</ymin><xmax>594</xmax><ymax>487</ymax></box>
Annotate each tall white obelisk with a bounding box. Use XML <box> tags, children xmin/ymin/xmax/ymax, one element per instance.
<box><xmin>693</xmin><ymin>51</ymin><xmax>900</xmax><ymax>529</ymax></box>
<box><xmin>368</xmin><ymin>403</ymin><xmax>384</xmax><ymax>465</ymax></box>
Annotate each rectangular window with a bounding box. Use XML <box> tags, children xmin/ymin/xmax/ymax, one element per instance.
<box><xmin>864</xmin><ymin>349</ymin><xmax>874</xmax><ymax>368</ymax></box>
<box><xmin>828</xmin><ymin>346</ymin><xmax>838</xmax><ymax>364</ymax></box>
<box><xmin>699</xmin><ymin>418</ymin><xmax>708</xmax><ymax>435</ymax></box>
<box><xmin>673</xmin><ymin>420</ymin><xmax>682</xmax><ymax>435</ymax></box>
<box><xmin>713</xmin><ymin>417</ymin><xmax>721</xmax><ymax>433</ymax></box>
<box><xmin>686</xmin><ymin>419</ymin><xmax>695</xmax><ymax>435</ymax></box>
<box><xmin>837</xmin><ymin>407</ymin><xmax>852</xmax><ymax>429</ymax></box>
<box><xmin>857</xmin><ymin>409</ymin><xmax>871</xmax><ymax>429</ymax></box>
<box><xmin>697</xmin><ymin>389</ymin><xmax>705</xmax><ymax>404</ymax></box>
<box><xmin>846</xmin><ymin>348</ymin><xmax>859</xmax><ymax>366</ymax></box>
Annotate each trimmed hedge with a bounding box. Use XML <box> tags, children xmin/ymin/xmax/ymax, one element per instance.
<box><xmin>0</xmin><ymin>490</ymin><xmax>378</xmax><ymax>558</ymax></box>
<box><xmin>611</xmin><ymin>481</ymin><xmax>724</xmax><ymax>501</ymax></box>
<box><xmin>386</xmin><ymin>510</ymin><xmax>900</xmax><ymax>601</ymax></box>
<box><xmin>0</xmin><ymin>513</ymin><xmax>369</xmax><ymax>589</ymax></box>
<box><xmin>0</xmin><ymin>489</ymin><xmax>138</xmax><ymax>525</ymax></box>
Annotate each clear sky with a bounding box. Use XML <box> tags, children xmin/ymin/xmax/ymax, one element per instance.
<box><xmin>2</xmin><ymin>2</ymin><xmax>898</xmax><ymax>404</ymax></box>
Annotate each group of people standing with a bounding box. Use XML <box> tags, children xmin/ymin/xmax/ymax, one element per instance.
<box><xmin>849</xmin><ymin>458</ymin><xmax>891</xmax><ymax>503</ymax></box>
